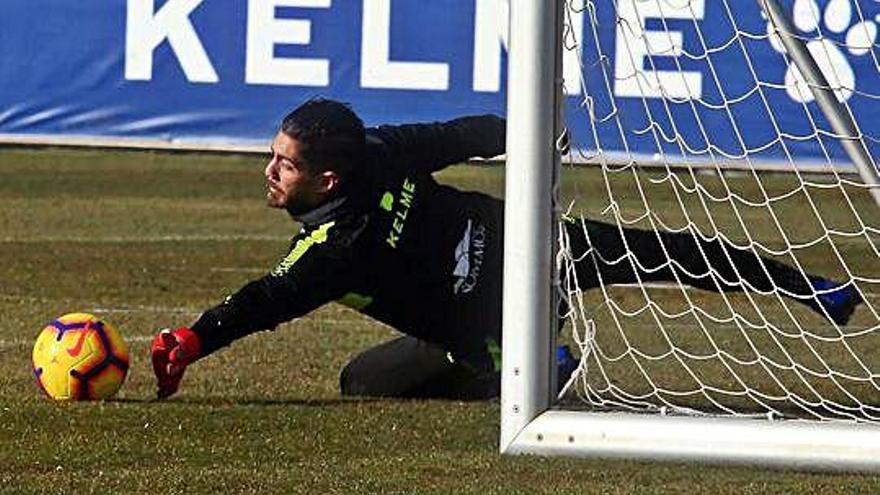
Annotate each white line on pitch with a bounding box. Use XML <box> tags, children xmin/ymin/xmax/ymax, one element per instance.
<box><xmin>0</xmin><ymin>334</ymin><xmax>155</xmax><ymax>349</ymax></box>
<box><xmin>0</xmin><ymin>294</ymin><xmax>204</xmax><ymax>313</ymax></box>
<box><xmin>210</xmin><ymin>267</ymin><xmax>265</xmax><ymax>273</ymax></box>
<box><xmin>615</xmin><ymin>283</ymin><xmax>679</xmax><ymax>289</ymax></box>
<box><xmin>88</xmin><ymin>306</ymin><xmax>200</xmax><ymax>315</ymax></box>
<box><xmin>0</xmin><ymin>316</ymin><xmax>359</xmax><ymax>349</ymax></box>
<box><xmin>165</xmin><ymin>266</ymin><xmax>268</xmax><ymax>274</ymax></box>
<box><xmin>0</xmin><ymin>234</ymin><xmax>289</xmax><ymax>243</ymax></box>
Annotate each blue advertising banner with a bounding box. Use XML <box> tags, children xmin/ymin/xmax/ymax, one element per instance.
<box><xmin>0</xmin><ymin>1</ymin><xmax>877</xmax><ymax>166</ymax></box>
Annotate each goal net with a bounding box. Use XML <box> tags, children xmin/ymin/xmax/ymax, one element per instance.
<box><xmin>502</xmin><ymin>0</ymin><xmax>880</xmax><ymax>470</ymax></box>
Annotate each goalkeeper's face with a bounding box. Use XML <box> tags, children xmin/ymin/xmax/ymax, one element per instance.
<box><xmin>265</xmin><ymin>132</ymin><xmax>330</xmax><ymax>215</ymax></box>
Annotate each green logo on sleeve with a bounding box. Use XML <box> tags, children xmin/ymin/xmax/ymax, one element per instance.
<box><xmin>379</xmin><ymin>192</ymin><xmax>394</xmax><ymax>212</ymax></box>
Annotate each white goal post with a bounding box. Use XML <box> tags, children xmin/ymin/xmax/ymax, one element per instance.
<box><xmin>501</xmin><ymin>0</ymin><xmax>880</xmax><ymax>471</ymax></box>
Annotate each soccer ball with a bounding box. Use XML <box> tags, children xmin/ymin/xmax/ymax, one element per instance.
<box><xmin>32</xmin><ymin>313</ymin><xmax>130</xmax><ymax>401</ymax></box>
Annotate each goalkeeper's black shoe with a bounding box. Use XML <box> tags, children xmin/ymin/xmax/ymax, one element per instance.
<box><xmin>812</xmin><ymin>279</ymin><xmax>863</xmax><ymax>326</ymax></box>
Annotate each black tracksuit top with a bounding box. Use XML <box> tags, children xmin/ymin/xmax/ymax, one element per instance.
<box><xmin>191</xmin><ymin>115</ymin><xmax>507</xmax><ymax>358</ymax></box>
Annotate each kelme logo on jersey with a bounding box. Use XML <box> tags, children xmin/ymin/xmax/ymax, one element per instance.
<box><xmin>452</xmin><ymin>219</ymin><xmax>486</xmax><ymax>294</ymax></box>
<box><xmin>385</xmin><ymin>178</ymin><xmax>416</xmax><ymax>249</ymax></box>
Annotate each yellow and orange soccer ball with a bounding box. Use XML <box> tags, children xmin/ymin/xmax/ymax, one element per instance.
<box><xmin>32</xmin><ymin>313</ymin><xmax>129</xmax><ymax>401</ymax></box>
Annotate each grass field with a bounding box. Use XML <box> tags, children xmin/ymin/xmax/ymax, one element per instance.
<box><xmin>2</xmin><ymin>147</ymin><xmax>879</xmax><ymax>494</ymax></box>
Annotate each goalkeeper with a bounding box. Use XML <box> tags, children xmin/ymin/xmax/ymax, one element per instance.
<box><xmin>152</xmin><ymin>98</ymin><xmax>863</xmax><ymax>400</ymax></box>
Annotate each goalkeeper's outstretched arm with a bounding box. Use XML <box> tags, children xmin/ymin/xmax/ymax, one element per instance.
<box><xmin>368</xmin><ymin>115</ymin><xmax>506</xmax><ymax>175</ymax></box>
<box><xmin>151</xmin><ymin>224</ymin><xmax>354</xmax><ymax>399</ymax></box>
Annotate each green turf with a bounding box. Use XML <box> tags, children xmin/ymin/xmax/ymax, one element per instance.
<box><xmin>2</xmin><ymin>147</ymin><xmax>879</xmax><ymax>493</ymax></box>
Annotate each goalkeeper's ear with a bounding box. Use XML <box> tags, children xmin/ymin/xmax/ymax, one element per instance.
<box><xmin>317</xmin><ymin>169</ymin><xmax>341</xmax><ymax>194</ymax></box>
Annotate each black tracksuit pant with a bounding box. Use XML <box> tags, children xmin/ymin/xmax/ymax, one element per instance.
<box><xmin>339</xmin><ymin>219</ymin><xmax>817</xmax><ymax>400</ymax></box>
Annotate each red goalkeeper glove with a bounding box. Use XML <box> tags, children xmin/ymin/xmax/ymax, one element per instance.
<box><xmin>151</xmin><ymin>327</ymin><xmax>202</xmax><ymax>399</ymax></box>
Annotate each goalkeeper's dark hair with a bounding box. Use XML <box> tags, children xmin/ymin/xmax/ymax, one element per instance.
<box><xmin>280</xmin><ymin>98</ymin><xmax>366</xmax><ymax>188</ymax></box>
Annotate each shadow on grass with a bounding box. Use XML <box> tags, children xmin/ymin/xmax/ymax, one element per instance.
<box><xmin>113</xmin><ymin>394</ymin><xmax>494</xmax><ymax>408</ymax></box>
<box><xmin>112</xmin><ymin>396</ymin><xmax>387</xmax><ymax>407</ymax></box>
